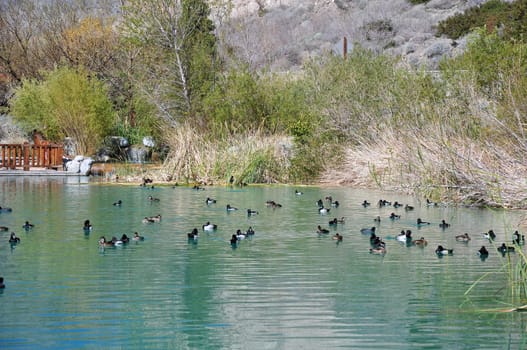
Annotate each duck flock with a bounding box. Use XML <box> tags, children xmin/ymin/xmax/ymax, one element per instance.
<box><xmin>1</xmin><ymin>184</ymin><xmax>525</xmax><ymax>262</ymax></box>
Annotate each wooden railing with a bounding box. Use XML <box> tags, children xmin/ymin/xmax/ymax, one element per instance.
<box><xmin>0</xmin><ymin>143</ymin><xmax>64</xmax><ymax>171</ymax></box>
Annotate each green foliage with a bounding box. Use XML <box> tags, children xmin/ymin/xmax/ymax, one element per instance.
<box><xmin>10</xmin><ymin>66</ymin><xmax>115</xmax><ymax>154</ymax></box>
<box><xmin>436</xmin><ymin>0</ymin><xmax>527</xmax><ymax>41</ymax></box>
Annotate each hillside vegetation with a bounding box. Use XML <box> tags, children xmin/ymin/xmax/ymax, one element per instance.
<box><xmin>0</xmin><ymin>0</ymin><xmax>526</xmax><ymax>208</ymax></box>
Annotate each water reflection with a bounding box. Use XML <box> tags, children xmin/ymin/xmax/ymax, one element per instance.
<box><xmin>0</xmin><ymin>178</ymin><xmax>526</xmax><ymax>349</ymax></box>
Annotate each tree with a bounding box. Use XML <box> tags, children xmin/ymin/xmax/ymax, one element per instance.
<box><xmin>10</xmin><ymin>66</ymin><xmax>116</xmax><ymax>155</ymax></box>
<box><xmin>120</xmin><ymin>0</ymin><xmax>219</xmax><ymax>126</ymax></box>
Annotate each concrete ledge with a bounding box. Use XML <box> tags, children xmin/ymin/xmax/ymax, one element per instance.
<box><xmin>0</xmin><ymin>168</ymin><xmax>88</xmax><ymax>176</ymax></box>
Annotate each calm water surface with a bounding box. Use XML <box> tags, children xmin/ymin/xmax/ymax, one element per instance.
<box><xmin>0</xmin><ymin>177</ymin><xmax>526</xmax><ymax>349</ymax></box>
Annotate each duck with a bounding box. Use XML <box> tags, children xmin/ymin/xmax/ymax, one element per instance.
<box><xmin>316</xmin><ymin>199</ymin><xmax>324</xmax><ymax>208</ymax></box>
<box><xmin>8</xmin><ymin>232</ymin><xmax>20</xmax><ymax>244</ymax></box>
<box><xmin>362</xmin><ymin>200</ymin><xmax>371</xmax><ymax>207</ymax></box>
<box><xmin>318</xmin><ymin>206</ymin><xmax>330</xmax><ymax>214</ymax></box>
<box><xmin>361</xmin><ymin>227</ymin><xmax>376</xmax><ymax>235</ymax></box>
<box><xmin>0</xmin><ymin>277</ymin><xmax>4</xmax><ymax>289</ymax></box>
<box><xmin>483</xmin><ymin>230</ymin><xmax>496</xmax><ymax>241</ymax></box>
<box><xmin>142</xmin><ymin>217</ymin><xmax>155</xmax><ymax>224</ymax></box>
<box><xmin>133</xmin><ymin>232</ymin><xmax>144</xmax><ymax>241</ymax></box>
<box><xmin>417</xmin><ymin>218</ymin><xmax>431</xmax><ymax>226</ymax></box>
<box><xmin>0</xmin><ymin>206</ymin><xmax>13</xmax><ymax>213</ymax></box>
<box><xmin>497</xmin><ymin>243</ymin><xmax>515</xmax><ymax>254</ymax></box>
<box><xmin>370</xmin><ymin>246</ymin><xmax>386</xmax><ymax>255</ymax></box>
<box><xmin>412</xmin><ymin>237</ymin><xmax>428</xmax><ymax>247</ymax></box>
<box><xmin>389</xmin><ymin>212</ymin><xmax>401</xmax><ymax>220</ymax></box>
<box><xmin>512</xmin><ymin>230</ymin><xmax>523</xmax><ymax>245</ymax></box>
<box><xmin>236</xmin><ymin>229</ymin><xmax>246</xmax><ymax>240</ymax></box>
<box><xmin>22</xmin><ymin>221</ymin><xmax>34</xmax><ymax>230</ymax></box>
<box><xmin>317</xmin><ymin>225</ymin><xmax>330</xmax><ymax>234</ymax></box>
<box><xmin>98</xmin><ymin>236</ymin><xmax>114</xmax><ymax>247</ymax></box>
<box><xmin>478</xmin><ymin>246</ymin><xmax>489</xmax><ymax>257</ymax></box>
<box><xmin>247</xmin><ymin>209</ymin><xmax>259</xmax><ymax>216</ymax></box>
<box><xmin>332</xmin><ymin>233</ymin><xmax>343</xmax><ymax>241</ymax></box>
<box><xmin>393</xmin><ymin>201</ymin><xmax>403</xmax><ymax>208</ymax></box>
<box><xmin>426</xmin><ymin>198</ymin><xmax>438</xmax><ymax>207</ymax></box>
<box><xmin>330</xmin><ymin>200</ymin><xmax>340</xmax><ymax>208</ymax></box>
<box><xmin>328</xmin><ymin>218</ymin><xmax>339</xmax><ymax>226</ymax></box>
<box><xmin>265</xmin><ymin>200</ymin><xmax>282</xmax><ymax>208</ymax></box>
<box><xmin>113</xmin><ymin>200</ymin><xmax>122</xmax><ymax>206</ymax></box>
<box><xmin>0</xmin><ymin>226</ymin><xmax>8</xmax><ymax>232</ymax></box>
<box><xmin>148</xmin><ymin>214</ymin><xmax>162</xmax><ymax>222</ymax></box>
<box><xmin>439</xmin><ymin>220</ymin><xmax>450</xmax><ymax>229</ymax></box>
<box><xmin>226</xmin><ymin>204</ymin><xmax>238</xmax><ymax>211</ymax></box>
<box><xmin>246</xmin><ymin>226</ymin><xmax>255</xmax><ymax>236</ymax></box>
<box><xmin>148</xmin><ymin>195</ymin><xmax>160</xmax><ymax>202</ymax></box>
<box><xmin>455</xmin><ymin>233</ymin><xmax>471</xmax><ymax>242</ymax></box>
<box><xmin>378</xmin><ymin>199</ymin><xmax>391</xmax><ymax>207</ymax></box>
<box><xmin>202</xmin><ymin>222</ymin><xmax>218</xmax><ymax>231</ymax></box>
<box><xmin>205</xmin><ymin>197</ymin><xmax>217</xmax><ymax>204</ymax></box>
<box><xmin>230</xmin><ymin>234</ymin><xmax>238</xmax><ymax>245</ymax></box>
<box><xmin>187</xmin><ymin>228</ymin><xmax>199</xmax><ymax>240</ymax></box>
<box><xmin>435</xmin><ymin>245</ymin><xmax>453</xmax><ymax>255</ymax></box>
<box><xmin>396</xmin><ymin>230</ymin><xmax>412</xmax><ymax>242</ymax></box>
<box><xmin>295</xmin><ymin>189</ymin><xmax>304</xmax><ymax>195</ymax></box>
<box><xmin>83</xmin><ymin>220</ymin><xmax>93</xmax><ymax>231</ymax></box>
<box><xmin>373</xmin><ymin>216</ymin><xmax>381</xmax><ymax>223</ymax></box>
<box><xmin>111</xmin><ymin>236</ymin><xmax>124</xmax><ymax>246</ymax></box>
<box><xmin>404</xmin><ymin>204</ymin><xmax>414</xmax><ymax>211</ymax></box>
<box><xmin>120</xmin><ymin>234</ymin><xmax>130</xmax><ymax>244</ymax></box>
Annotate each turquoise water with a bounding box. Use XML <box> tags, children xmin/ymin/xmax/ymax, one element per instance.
<box><xmin>0</xmin><ymin>177</ymin><xmax>526</xmax><ymax>349</ymax></box>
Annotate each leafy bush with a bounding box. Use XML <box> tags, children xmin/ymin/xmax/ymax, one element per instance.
<box><xmin>10</xmin><ymin>66</ymin><xmax>115</xmax><ymax>155</ymax></box>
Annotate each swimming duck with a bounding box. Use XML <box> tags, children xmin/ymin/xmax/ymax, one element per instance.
<box><xmin>247</xmin><ymin>209</ymin><xmax>259</xmax><ymax>216</ymax></box>
<box><xmin>22</xmin><ymin>221</ymin><xmax>34</xmax><ymax>230</ymax></box>
<box><xmin>133</xmin><ymin>232</ymin><xmax>145</xmax><ymax>241</ymax></box>
<box><xmin>396</xmin><ymin>230</ymin><xmax>412</xmax><ymax>242</ymax></box>
<box><xmin>113</xmin><ymin>200</ymin><xmax>122</xmax><ymax>206</ymax></box>
<box><xmin>226</xmin><ymin>204</ymin><xmax>238</xmax><ymax>211</ymax></box>
<box><xmin>206</xmin><ymin>197</ymin><xmax>217</xmax><ymax>204</ymax></box>
<box><xmin>478</xmin><ymin>246</ymin><xmax>489</xmax><ymax>257</ymax></box>
<box><xmin>246</xmin><ymin>226</ymin><xmax>255</xmax><ymax>236</ymax></box>
<box><xmin>497</xmin><ymin>243</ymin><xmax>515</xmax><ymax>254</ymax></box>
<box><xmin>412</xmin><ymin>237</ymin><xmax>428</xmax><ymax>247</ymax></box>
<box><xmin>0</xmin><ymin>206</ymin><xmax>13</xmax><ymax>213</ymax></box>
<box><xmin>455</xmin><ymin>233</ymin><xmax>471</xmax><ymax>242</ymax></box>
<box><xmin>83</xmin><ymin>220</ymin><xmax>93</xmax><ymax>231</ymax></box>
<box><xmin>148</xmin><ymin>214</ymin><xmax>162</xmax><ymax>222</ymax></box>
<box><xmin>236</xmin><ymin>229</ymin><xmax>246</xmax><ymax>240</ymax></box>
<box><xmin>483</xmin><ymin>230</ymin><xmax>496</xmax><ymax>241</ymax></box>
<box><xmin>336</xmin><ymin>217</ymin><xmax>345</xmax><ymax>224</ymax></box>
<box><xmin>316</xmin><ymin>199</ymin><xmax>324</xmax><ymax>208</ymax></box>
<box><xmin>265</xmin><ymin>200</ymin><xmax>282</xmax><ymax>208</ymax></box>
<box><xmin>332</xmin><ymin>233</ymin><xmax>343</xmax><ymax>241</ymax></box>
<box><xmin>187</xmin><ymin>228</ymin><xmax>199</xmax><ymax>240</ymax></box>
<box><xmin>435</xmin><ymin>245</ymin><xmax>453</xmax><ymax>255</ymax></box>
<box><xmin>0</xmin><ymin>277</ymin><xmax>4</xmax><ymax>289</ymax></box>
<box><xmin>404</xmin><ymin>204</ymin><xmax>414</xmax><ymax>211</ymax></box>
<box><xmin>512</xmin><ymin>231</ymin><xmax>523</xmax><ymax>245</ymax></box>
<box><xmin>142</xmin><ymin>217</ymin><xmax>155</xmax><ymax>224</ymax></box>
<box><xmin>439</xmin><ymin>220</ymin><xmax>450</xmax><ymax>229</ymax></box>
<box><xmin>317</xmin><ymin>225</ymin><xmax>330</xmax><ymax>234</ymax></box>
<box><xmin>148</xmin><ymin>195</ymin><xmax>160</xmax><ymax>202</ymax></box>
<box><xmin>426</xmin><ymin>198</ymin><xmax>438</xmax><ymax>207</ymax></box>
<box><xmin>202</xmin><ymin>222</ymin><xmax>218</xmax><ymax>231</ymax></box>
<box><xmin>378</xmin><ymin>199</ymin><xmax>391</xmax><ymax>207</ymax></box>
<box><xmin>417</xmin><ymin>218</ymin><xmax>431</xmax><ymax>226</ymax></box>
<box><xmin>393</xmin><ymin>201</ymin><xmax>403</xmax><ymax>208</ymax></box>
<box><xmin>295</xmin><ymin>190</ymin><xmax>304</xmax><ymax>195</ymax></box>
<box><xmin>8</xmin><ymin>232</ymin><xmax>20</xmax><ymax>244</ymax></box>
<box><xmin>361</xmin><ymin>227</ymin><xmax>376</xmax><ymax>235</ymax></box>
<box><xmin>0</xmin><ymin>226</ymin><xmax>8</xmax><ymax>232</ymax></box>
<box><xmin>362</xmin><ymin>200</ymin><xmax>371</xmax><ymax>207</ymax></box>
<box><xmin>98</xmin><ymin>236</ymin><xmax>114</xmax><ymax>247</ymax></box>
<box><xmin>230</xmin><ymin>234</ymin><xmax>238</xmax><ymax>245</ymax></box>
<box><xmin>329</xmin><ymin>218</ymin><xmax>339</xmax><ymax>226</ymax></box>
<box><xmin>330</xmin><ymin>200</ymin><xmax>340</xmax><ymax>208</ymax></box>
<box><xmin>111</xmin><ymin>236</ymin><xmax>124</xmax><ymax>246</ymax></box>
<box><xmin>120</xmin><ymin>234</ymin><xmax>130</xmax><ymax>244</ymax></box>
<box><xmin>389</xmin><ymin>213</ymin><xmax>401</xmax><ymax>220</ymax></box>
<box><xmin>318</xmin><ymin>206</ymin><xmax>330</xmax><ymax>214</ymax></box>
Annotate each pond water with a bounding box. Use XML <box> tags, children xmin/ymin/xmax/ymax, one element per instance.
<box><xmin>0</xmin><ymin>177</ymin><xmax>526</xmax><ymax>349</ymax></box>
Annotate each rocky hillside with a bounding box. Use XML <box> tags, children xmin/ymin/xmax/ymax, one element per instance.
<box><xmin>217</xmin><ymin>0</ymin><xmax>493</xmax><ymax>71</ymax></box>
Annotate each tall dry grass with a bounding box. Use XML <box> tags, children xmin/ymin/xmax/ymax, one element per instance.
<box><xmin>161</xmin><ymin>124</ymin><xmax>294</xmax><ymax>185</ymax></box>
